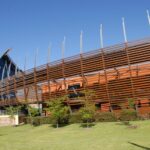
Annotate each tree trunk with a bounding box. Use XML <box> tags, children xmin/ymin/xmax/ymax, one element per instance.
<box><xmin>87</xmin><ymin>120</ymin><xmax>88</xmax><ymax>128</ymax></box>
<box><xmin>57</xmin><ymin>122</ymin><xmax>59</xmax><ymax>128</ymax></box>
<box><xmin>135</xmin><ymin>104</ymin><xmax>138</xmax><ymax>116</ymax></box>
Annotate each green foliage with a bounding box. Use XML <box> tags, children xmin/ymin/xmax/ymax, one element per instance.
<box><xmin>69</xmin><ymin>113</ymin><xmax>82</xmax><ymax>123</ymax></box>
<box><xmin>128</xmin><ymin>98</ymin><xmax>135</xmax><ymax>109</ymax></box>
<box><xmin>122</xmin><ymin>121</ymin><xmax>131</xmax><ymax>126</ymax></box>
<box><xmin>95</xmin><ymin>112</ymin><xmax>117</xmax><ymax>122</ymax></box>
<box><xmin>25</xmin><ymin>105</ymin><xmax>40</xmax><ymax>125</ymax></box>
<box><xmin>80</xmin><ymin>89</ymin><xmax>96</xmax><ymax>102</ymax></box>
<box><xmin>46</xmin><ymin>96</ymin><xmax>70</xmax><ymax>127</ymax></box>
<box><xmin>25</xmin><ymin>116</ymin><xmax>53</xmax><ymax>126</ymax></box>
<box><xmin>79</xmin><ymin>107</ymin><xmax>95</xmax><ymax>123</ymax></box>
<box><xmin>119</xmin><ymin>109</ymin><xmax>137</xmax><ymax>121</ymax></box>
<box><xmin>79</xmin><ymin>89</ymin><xmax>96</xmax><ymax>127</ymax></box>
<box><xmin>27</xmin><ymin>106</ymin><xmax>40</xmax><ymax>117</ymax></box>
<box><xmin>6</xmin><ymin>106</ymin><xmax>22</xmax><ymax>119</ymax></box>
<box><xmin>5</xmin><ymin>106</ymin><xmax>22</xmax><ymax>126</ymax></box>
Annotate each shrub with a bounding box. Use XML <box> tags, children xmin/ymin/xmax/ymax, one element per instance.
<box><xmin>95</xmin><ymin>112</ymin><xmax>117</xmax><ymax>122</ymax></box>
<box><xmin>25</xmin><ymin>116</ymin><xmax>53</xmax><ymax>126</ymax></box>
<box><xmin>138</xmin><ymin>113</ymin><xmax>150</xmax><ymax>120</ymax></box>
<box><xmin>78</xmin><ymin>89</ymin><xmax>96</xmax><ymax>128</ymax></box>
<box><xmin>119</xmin><ymin>109</ymin><xmax>137</xmax><ymax>121</ymax></box>
<box><xmin>69</xmin><ymin>113</ymin><xmax>82</xmax><ymax>123</ymax></box>
<box><xmin>79</xmin><ymin>107</ymin><xmax>95</xmax><ymax>128</ymax></box>
<box><xmin>27</xmin><ymin>106</ymin><xmax>40</xmax><ymax>117</ymax></box>
<box><xmin>79</xmin><ymin>107</ymin><xmax>95</xmax><ymax>123</ymax></box>
<box><xmin>46</xmin><ymin>96</ymin><xmax>70</xmax><ymax>128</ymax></box>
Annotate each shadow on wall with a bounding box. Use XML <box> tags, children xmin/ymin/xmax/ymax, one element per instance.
<box><xmin>128</xmin><ymin>142</ymin><xmax>150</xmax><ymax>150</ymax></box>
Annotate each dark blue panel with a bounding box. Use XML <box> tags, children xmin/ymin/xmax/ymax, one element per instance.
<box><xmin>0</xmin><ymin>55</ymin><xmax>16</xmax><ymax>80</ymax></box>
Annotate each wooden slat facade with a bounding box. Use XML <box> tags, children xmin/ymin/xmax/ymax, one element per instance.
<box><xmin>0</xmin><ymin>37</ymin><xmax>150</xmax><ymax>113</ymax></box>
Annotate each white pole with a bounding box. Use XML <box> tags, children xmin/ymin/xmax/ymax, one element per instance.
<box><xmin>100</xmin><ymin>24</ymin><xmax>104</xmax><ymax>48</ymax></box>
<box><xmin>24</xmin><ymin>56</ymin><xmax>27</xmax><ymax>72</ymax></box>
<box><xmin>47</xmin><ymin>43</ymin><xmax>51</xmax><ymax>63</ymax></box>
<box><xmin>1</xmin><ymin>62</ymin><xmax>7</xmax><ymax>82</ymax></box>
<box><xmin>147</xmin><ymin>10</ymin><xmax>150</xmax><ymax>26</ymax></box>
<box><xmin>7</xmin><ymin>62</ymin><xmax>12</xmax><ymax>79</ymax></box>
<box><xmin>34</xmin><ymin>48</ymin><xmax>38</xmax><ymax>68</ymax></box>
<box><xmin>80</xmin><ymin>30</ymin><xmax>83</xmax><ymax>53</ymax></box>
<box><xmin>62</xmin><ymin>36</ymin><xmax>66</xmax><ymax>59</ymax></box>
<box><xmin>122</xmin><ymin>17</ymin><xmax>128</xmax><ymax>43</ymax></box>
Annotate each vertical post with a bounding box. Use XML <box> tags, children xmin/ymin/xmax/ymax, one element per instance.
<box><xmin>0</xmin><ymin>82</ymin><xmax>3</xmax><ymax>105</ymax></box>
<box><xmin>7</xmin><ymin>62</ymin><xmax>12</xmax><ymax>80</ymax></box>
<box><xmin>1</xmin><ymin>62</ymin><xmax>6</xmax><ymax>82</ymax></box>
<box><xmin>61</xmin><ymin>37</ymin><xmax>72</xmax><ymax>113</ymax></box>
<box><xmin>13</xmin><ymin>76</ymin><xmax>18</xmax><ymax>104</ymax></box>
<box><xmin>122</xmin><ymin>17</ymin><xmax>135</xmax><ymax>96</ymax></box>
<box><xmin>34</xmin><ymin>68</ymin><xmax>39</xmax><ymax>102</ymax></box>
<box><xmin>23</xmin><ymin>56</ymin><xmax>28</xmax><ymax>104</ymax></box>
<box><xmin>61</xmin><ymin>37</ymin><xmax>67</xmax><ymax>94</ymax></box>
<box><xmin>122</xmin><ymin>18</ymin><xmax>127</xmax><ymax>43</ymax></box>
<box><xmin>146</xmin><ymin>10</ymin><xmax>150</xmax><ymax>26</ymax></box>
<box><xmin>79</xmin><ymin>31</ymin><xmax>88</xmax><ymax>97</ymax></box>
<box><xmin>80</xmin><ymin>31</ymin><xmax>83</xmax><ymax>54</ymax></box>
<box><xmin>14</xmin><ymin>61</ymin><xmax>19</xmax><ymax>104</ymax></box>
<box><xmin>34</xmin><ymin>49</ymin><xmax>39</xmax><ymax>105</ymax></box>
<box><xmin>15</xmin><ymin>59</ymin><xmax>18</xmax><ymax>76</ymax></box>
<box><xmin>6</xmin><ymin>78</ymin><xmax>10</xmax><ymax>105</ymax></box>
<box><xmin>99</xmin><ymin>24</ymin><xmax>112</xmax><ymax>112</ymax></box>
<box><xmin>62</xmin><ymin>36</ymin><xmax>66</xmax><ymax>59</ymax></box>
<box><xmin>1</xmin><ymin>63</ymin><xmax>7</xmax><ymax>102</ymax></box>
<box><xmin>3</xmin><ymin>80</ymin><xmax>6</xmax><ymax>105</ymax></box>
<box><xmin>122</xmin><ymin>17</ymin><xmax>137</xmax><ymax>111</ymax></box>
<box><xmin>5</xmin><ymin>61</ymin><xmax>11</xmax><ymax>105</ymax></box>
<box><xmin>100</xmin><ymin>24</ymin><xmax>104</xmax><ymax>49</ymax></box>
<box><xmin>46</xmin><ymin>44</ymin><xmax>51</xmax><ymax>100</ymax></box>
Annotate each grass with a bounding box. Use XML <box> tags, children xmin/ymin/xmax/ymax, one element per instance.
<box><xmin>0</xmin><ymin>120</ymin><xmax>150</xmax><ymax>150</ymax></box>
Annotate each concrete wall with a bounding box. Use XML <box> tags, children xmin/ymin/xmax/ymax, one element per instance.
<box><xmin>0</xmin><ymin>115</ymin><xmax>19</xmax><ymax>126</ymax></box>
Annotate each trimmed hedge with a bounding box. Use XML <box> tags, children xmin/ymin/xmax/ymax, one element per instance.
<box><xmin>69</xmin><ymin>112</ymin><xmax>117</xmax><ymax>124</ymax></box>
<box><xmin>119</xmin><ymin>109</ymin><xmax>138</xmax><ymax>121</ymax></box>
<box><xmin>95</xmin><ymin>112</ymin><xmax>117</xmax><ymax>122</ymax></box>
<box><xmin>69</xmin><ymin>113</ymin><xmax>82</xmax><ymax>123</ymax></box>
<box><xmin>24</xmin><ymin>110</ymin><xmax>140</xmax><ymax>126</ymax></box>
<box><xmin>25</xmin><ymin>116</ymin><xmax>53</xmax><ymax>126</ymax></box>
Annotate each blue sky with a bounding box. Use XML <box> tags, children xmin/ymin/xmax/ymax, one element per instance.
<box><xmin>0</xmin><ymin>0</ymin><xmax>150</xmax><ymax>70</ymax></box>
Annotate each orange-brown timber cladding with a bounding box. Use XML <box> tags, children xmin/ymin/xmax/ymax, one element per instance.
<box><xmin>0</xmin><ymin>37</ymin><xmax>150</xmax><ymax>114</ymax></box>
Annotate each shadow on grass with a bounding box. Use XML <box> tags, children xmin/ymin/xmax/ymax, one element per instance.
<box><xmin>50</xmin><ymin>124</ymin><xmax>70</xmax><ymax>128</ymax></box>
<box><xmin>116</xmin><ymin>121</ymin><xmax>138</xmax><ymax>129</ymax></box>
<box><xmin>80</xmin><ymin>123</ymin><xmax>96</xmax><ymax>128</ymax></box>
<box><xmin>128</xmin><ymin>142</ymin><xmax>150</xmax><ymax>150</ymax></box>
<box><xmin>0</xmin><ymin>134</ymin><xmax>7</xmax><ymax>136</ymax></box>
<box><xmin>116</xmin><ymin>121</ymin><xmax>131</xmax><ymax>126</ymax></box>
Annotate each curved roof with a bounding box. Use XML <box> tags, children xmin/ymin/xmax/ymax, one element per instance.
<box><xmin>0</xmin><ymin>48</ymin><xmax>12</xmax><ymax>59</ymax></box>
<box><xmin>0</xmin><ymin>48</ymin><xmax>21</xmax><ymax>72</ymax></box>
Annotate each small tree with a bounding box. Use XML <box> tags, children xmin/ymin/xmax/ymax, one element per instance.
<box><xmin>6</xmin><ymin>106</ymin><xmax>22</xmax><ymax>126</ymax></box>
<box><xmin>128</xmin><ymin>98</ymin><xmax>139</xmax><ymax>116</ymax></box>
<box><xmin>79</xmin><ymin>89</ymin><xmax>96</xmax><ymax>128</ymax></box>
<box><xmin>26</xmin><ymin>105</ymin><xmax>40</xmax><ymax>125</ymax></box>
<box><xmin>27</xmin><ymin>106</ymin><xmax>40</xmax><ymax>117</ymax></box>
<box><xmin>46</xmin><ymin>96</ymin><xmax>70</xmax><ymax>128</ymax></box>
<box><xmin>128</xmin><ymin>98</ymin><xmax>135</xmax><ymax>109</ymax></box>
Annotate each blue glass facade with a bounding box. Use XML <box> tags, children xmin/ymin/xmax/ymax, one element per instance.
<box><xmin>0</xmin><ymin>55</ymin><xmax>17</xmax><ymax>80</ymax></box>
<box><xmin>0</xmin><ymin>53</ymin><xmax>19</xmax><ymax>101</ymax></box>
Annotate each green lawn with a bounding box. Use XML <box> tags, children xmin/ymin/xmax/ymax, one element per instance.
<box><xmin>0</xmin><ymin>121</ymin><xmax>149</xmax><ymax>150</ymax></box>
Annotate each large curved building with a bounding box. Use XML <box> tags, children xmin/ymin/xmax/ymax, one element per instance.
<box><xmin>0</xmin><ymin>38</ymin><xmax>150</xmax><ymax>114</ymax></box>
